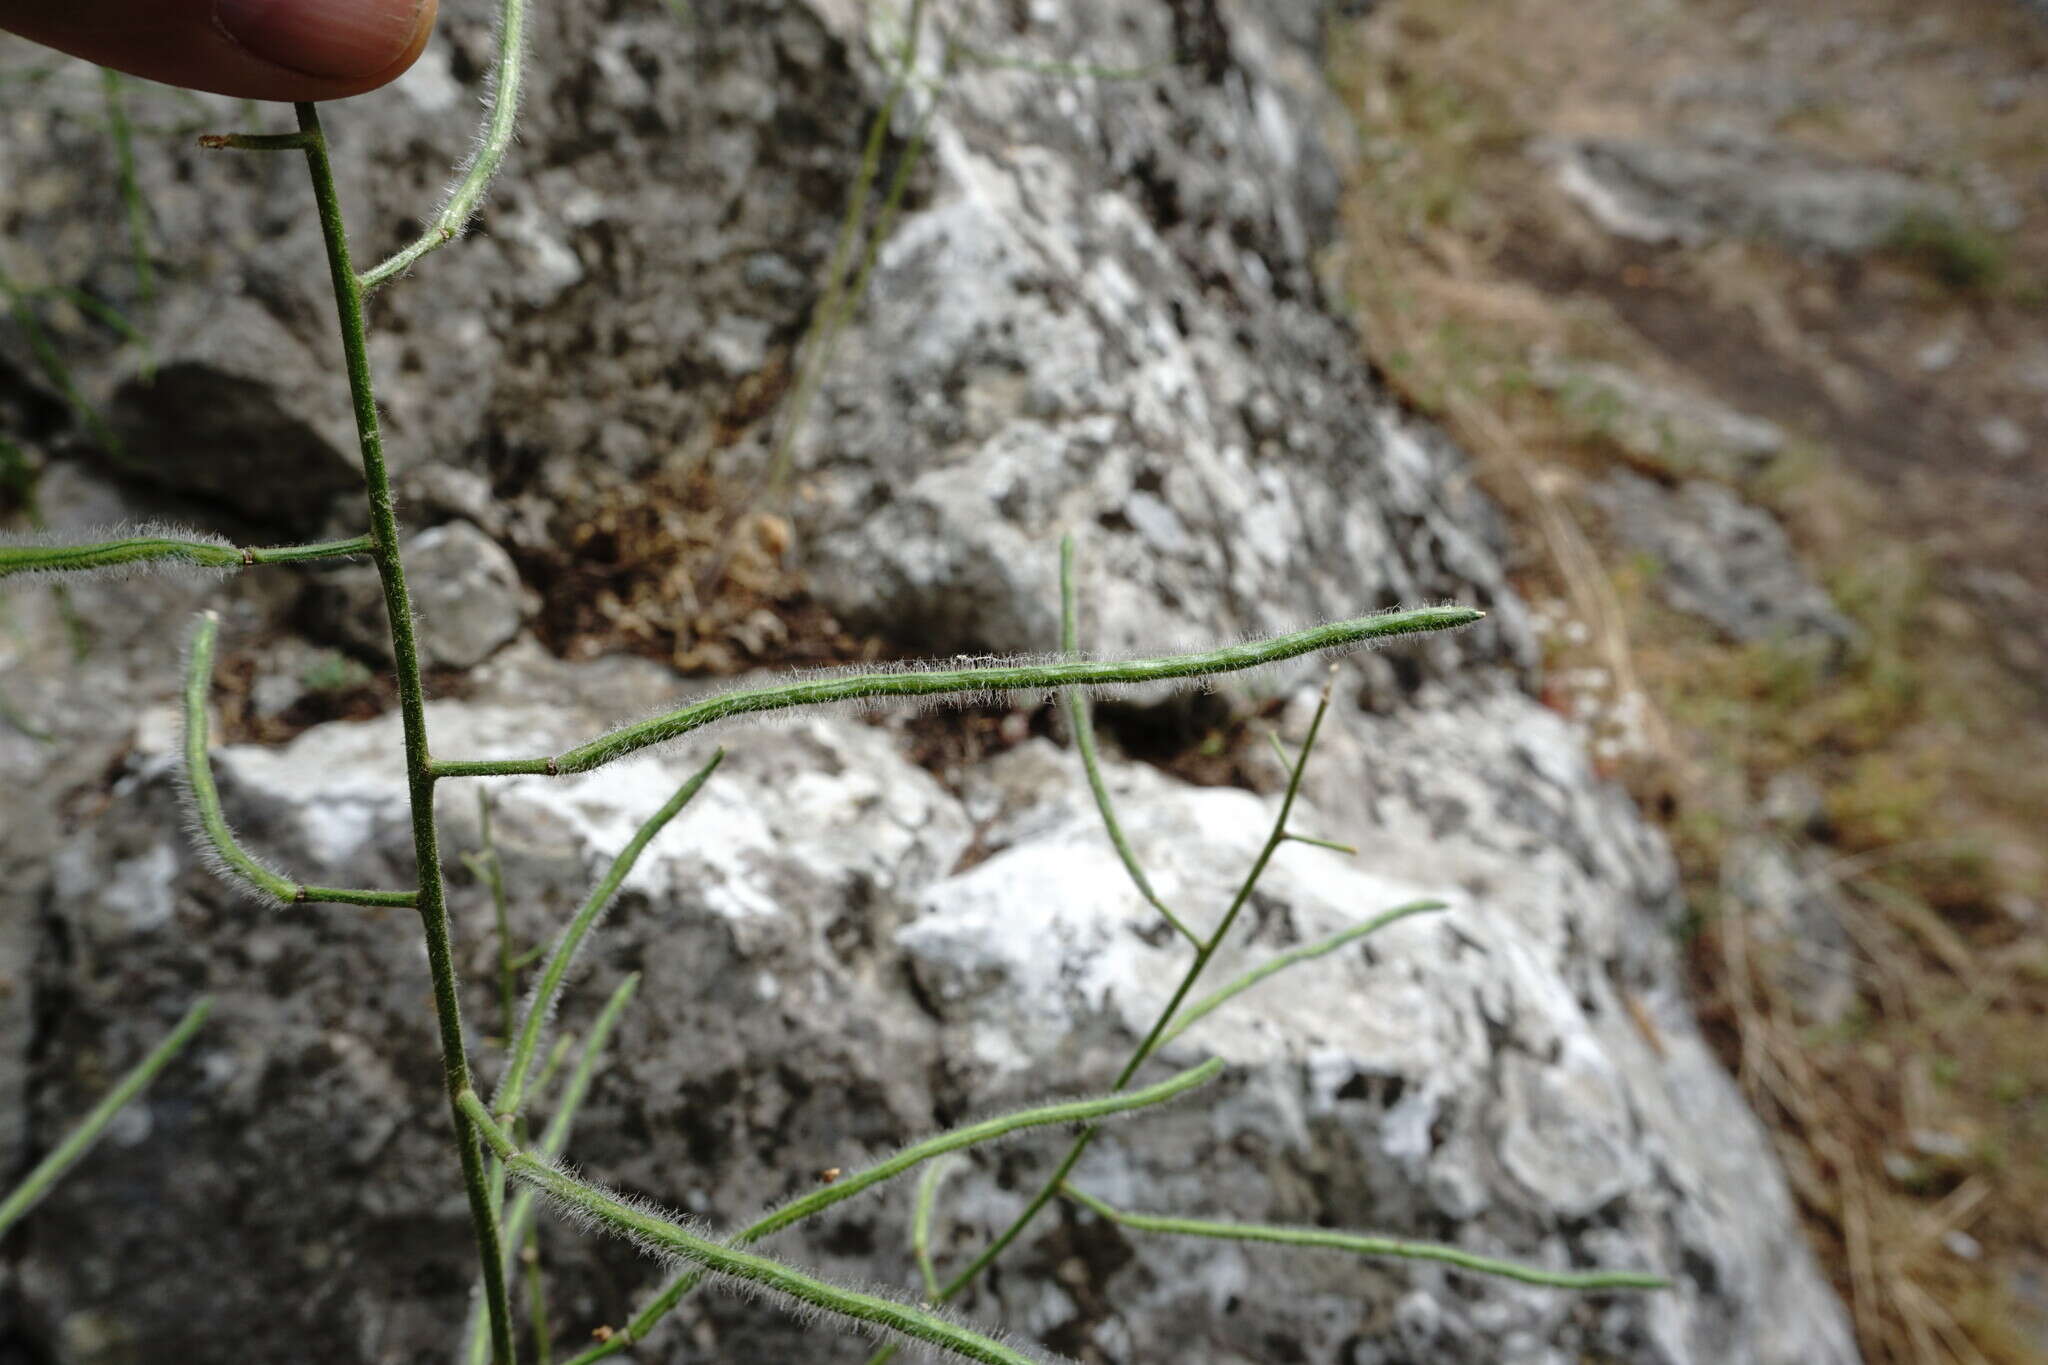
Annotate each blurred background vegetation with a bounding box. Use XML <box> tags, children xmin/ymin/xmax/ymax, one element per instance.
<box><xmin>1323</xmin><ymin>2</ymin><xmax>2047</xmax><ymax>1361</ymax></box>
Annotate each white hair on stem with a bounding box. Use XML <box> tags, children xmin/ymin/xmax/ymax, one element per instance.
<box><xmin>534</xmin><ymin>603</ymin><xmax>1484</xmax><ymax>775</ymax></box>
<box><xmin>0</xmin><ymin>521</ymin><xmax>238</xmax><ymax>585</ymax></box>
<box><xmin>514</xmin><ymin>1152</ymin><xmax>1071</xmax><ymax>1364</ymax></box>
<box><xmin>175</xmin><ymin>613</ymin><xmax>297</xmax><ymax>908</ymax></box>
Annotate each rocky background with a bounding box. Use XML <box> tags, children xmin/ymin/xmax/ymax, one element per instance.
<box><xmin>0</xmin><ymin>1</ymin><xmax>1898</xmax><ymax>1362</ymax></box>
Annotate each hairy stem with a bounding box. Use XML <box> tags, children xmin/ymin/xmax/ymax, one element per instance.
<box><xmin>183</xmin><ymin>613</ymin><xmax>419</xmax><ymax>908</ymax></box>
<box><xmin>460</xmin><ymin>1096</ymin><xmax>1056</xmax><ymax>1365</ymax></box>
<box><xmin>466</xmin><ymin>976</ymin><xmax>640</xmax><ymax>1365</ymax></box>
<box><xmin>2</xmin><ymin>531</ymin><xmax>372</xmax><ymax>580</ymax></box>
<box><xmin>1058</xmin><ymin>534</ymin><xmax>1198</xmax><ymax>945</ymax></box>
<box><xmin>182</xmin><ymin>613</ymin><xmax>296</xmax><ymax>904</ymax></box>
<box><xmin>1157</xmin><ymin>899</ymin><xmax>1449</xmax><ymax>1050</ymax></box>
<box><xmin>293</xmin><ymin>101</ymin><xmax>512</xmax><ymax>1365</ymax></box>
<box><xmin>431</xmin><ymin>607</ymin><xmax>1481</xmax><ymax>779</ymax></box>
<box><xmin>357</xmin><ymin>0</ymin><xmax>528</xmax><ymax>290</ymax></box>
<box><xmin>865</xmin><ymin>671</ymin><xmax>1346</xmax><ymax>1365</ymax></box>
<box><xmin>560</xmin><ymin>1060</ymin><xmax>1223</xmax><ymax>1363</ymax></box>
<box><xmin>492</xmin><ymin>752</ymin><xmax>722</xmax><ymax>1122</ymax></box>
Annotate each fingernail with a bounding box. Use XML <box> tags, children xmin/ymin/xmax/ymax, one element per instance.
<box><xmin>215</xmin><ymin>0</ymin><xmax>426</xmax><ymax>81</ymax></box>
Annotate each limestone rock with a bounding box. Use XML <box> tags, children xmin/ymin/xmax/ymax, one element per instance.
<box><xmin>14</xmin><ymin>695</ymin><xmax>1856</xmax><ymax>1364</ymax></box>
<box><xmin>1720</xmin><ymin>834</ymin><xmax>1859</xmax><ymax>1027</ymax></box>
<box><xmin>1538</xmin><ymin>130</ymin><xmax>1960</xmax><ymax>254</ymax></box>
<box><xmin>1588</xmin><ymin>472</ymin><xmax>1856</xmax><ymax>646</ymax></box>
<box><xmin>1533</xmin><ymin>356</ymin><xmax>1785</xmax><ymax>481</ymax></box>
<box><xmin>305</xmin><ymin>520</ymin><xmax>526</xmax><ymax>670</ymax></box>
<box><xmin>0</xmin><ymin>1</ymin><xmax>1858</xmax><ymax>1361</ymax></box>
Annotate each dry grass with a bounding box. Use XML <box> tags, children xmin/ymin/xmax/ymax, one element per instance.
<box><xmin>527</xmin><ymin>459</ymin><xmax>873</xmax><ymax>676</ymax></box>
<box><xmin>1326</xmin><ymin>3</ymin><xmax>2048</xmax><ymax>1361</ymax></box>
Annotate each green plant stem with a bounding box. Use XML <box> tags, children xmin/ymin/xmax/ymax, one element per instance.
<box><xmin>1060</xmin><ymin>1185</ymin><xmax>1668</xmax><ymax>1291</ymax></box>
<box><xmin>100</xmin><ymin>68</ymin><xmax>154</xmax><ymax>303</ymax></box>
<box><xmin>757</xmin><ymin>0</ymin><xmax>927</xmax><ymax>508</ymax></box>
<box><xmin>1157</xmin><ymin>900</ymin><xmax>1447</xmax><ymax>1050</ymax></box>
<box><xmin>523</xmin><ymin>1228</ymin><xmax>551</xmax><ymax>1365</ymax></box>
<box><xmin>491</xmin><ymin>752</ymin><xmax>722</xmax><ymax>1122</ymax></box>
<box><xmin>357</xmin><ymin>0</ymin><xmax>527</xmax><ymax>290</ymax></box>
<box><xmin>913</xmin><ymin>1156</ymin><xmax>962</xmax><ymax>1301</ymax></box>
<box><xmin>0</xmin><ymin>996</ymin><xmax>211</xmax><ymax>1237</ymax></box>
<box><xmin>432</xmin><ymin>607</ymin><xmax>1481</xmax><ymax>780</ymax></box>
<box><xmin>466</xmin><ymin>977</ymin><xmax>639</xmax><ymax>1365</ymax></box>
<box><xmin>2</xmin><ymin>532</ymin><xmax>373</xmax><ymax>580</ymax></box>
<box><xmin>1283</xmin><ymin>832</ymin><xmax>1357</xmax><ymax>855</ymax></box>
<box><xmin>559</xmin><ymin>1059</ymin><xmax>1223</xmax><ymax>1364</ymax></box>
<box><xmin>185</xmin><ymin>616</ymin><xmax>423</xmax><ymax>911</ymax></box>
<box><xmin>459</xmin><ymin>1096</ymin><xmax>1050</xmax><ymax>1365</ymax></box>
<box><xmin>864</xmin><ymin>673</ymin><xmax>1345</xmax><ymax>1365</ymax></box>
<box><xmin>470</xmin><ymin>791</ymin><xmax>517</xmax><ymax>1038</ymax></box>
<box><xmin>198</xmin><ymin>131</ymin><xmax>313</xmax><ymax>152</ymax></box>
<box><xmin>182</xmin><ymin>612</ymin><xmax>431</xmax><ymax>910</ymax></box>
<box><xmin>1058</xmin><ymin>534</ymin><xmax>1198</xmax><ymax>946</ymax></box>
<box><xmin>300</xmin><ymin>885</ymin><xmax>420</xmax><ymax>908</ymax></box>
<box><xmin>247</xmin><ymin>536</ymin><xmax>377</xmax><ymax>565</ymax></box>
<box><xmin>181</xmin><ymin>612</ymin><xmax>297</xmax><ymax>905</ymax></box>
<box><xmin>292</xmin><ymin>101</ymin><xmax>512</xmax><ymax>1365</ymax></box>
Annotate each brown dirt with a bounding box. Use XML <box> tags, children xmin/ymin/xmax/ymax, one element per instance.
<box><xmin>1327</xmin><ymin>3</ymin><xmax>2048</xmax><ymax>1362</ymax></box>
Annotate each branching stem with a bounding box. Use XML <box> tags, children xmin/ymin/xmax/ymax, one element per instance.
<box><xmin>864</xmin><ymin>667</ymin><xmax>1349</xmax><ymax>1365</ymax></box>
<box><xmin>459</xmin><ymin>1096</ymin><xmax>1050</xmax><ymax>1365</ymax></box>
<box><xmin>558</xmin><ymin>1061</ymin><xmax>1223</xmax><ymax>1364</ymax></box>
<box><xmin>492</xmin><ymin>753</ymin><xmax>723</xmax><ymax>1123</ymax></box>
<box><xmin>464</xmin><ymin>977</ymin><xmax>641</xmax><ymax>1365</ymax></box>
<box><xmin>1158</xmin><ymin>900</ymin><xmax>1448</xmax><ymax>1050</ymax></box>
<box><xmin>183</xmin><ymin>613</ymin><xmax>417</xmax><ymax>909</ymax></box>
<box><xmin>292</xmin><ymin>101</ymin><xmax>513</xmax><ymax>1365</ymax></box>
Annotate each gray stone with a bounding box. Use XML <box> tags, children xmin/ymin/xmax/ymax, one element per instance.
<box><xmin>1719</xmin><ymin>835</ymin><xmax>1859</xmax><ymax>1026</ymax></box>
<box><xmin>0</xmin><ymin>0</ymin><xmax>1857</xmax><ymax>1360</ymax></box>
<box><xmin>15</xmin><ymin>686</ymin><xmax>1855</xmax><ymax>1364</ymax></box>
<box><xmin>1980</xmin><ymin>415</ymin><xmax>2029</xmax><ymax>461</ymax></box>
<box><xmin>1534</xmin><ymin>356</ymin><xmax>1785</xmax><ymax>480</ymax></box>
<box><xmin>1588</xmin><ymin>472</ymin><xmax>1856</xmax><ymax>645</ymax></box>
<box><xmin>1537</xmin><ymin>130</ymin><xmax>1960</xmax><ymax>254</ymax></box>
<box><xmin>307</xmin><ymin>520</ymin><xmax>525</xmax><ymax>670</ymax></box>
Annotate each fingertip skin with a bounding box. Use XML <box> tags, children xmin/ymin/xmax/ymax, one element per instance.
<box><xmin>0</xmin><ymin>0</ymin><xmax>438</xmax><ymax>101</ymax></box>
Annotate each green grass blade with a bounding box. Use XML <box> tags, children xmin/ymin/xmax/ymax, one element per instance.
<box><xmin>491</xmin><ymin>754</ymin><xmax>722</xmax><ymax>1120</ymax></box>
<box><xmin>1061</xmin><ymin>1184</ymin><xmax>1668</xmax><ymax>1291</ymax></box>
<box><xmin>0</xmin><ymin>997</ymin><xmax>211</xmax><ymax>1236</ymax></box>
<box><xmin>1059</xmin><ymin>534</ymin><xmax>1198</xmax><ymax>945</ymax></box>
